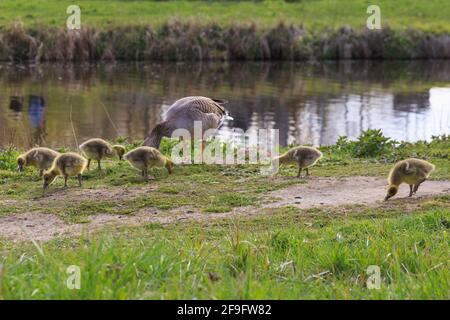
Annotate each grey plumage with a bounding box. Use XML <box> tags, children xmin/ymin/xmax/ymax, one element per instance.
<box><xmin>143</xmin><ymin>96</ymin><xmax>232</xmax><ymax>149</ymax></box>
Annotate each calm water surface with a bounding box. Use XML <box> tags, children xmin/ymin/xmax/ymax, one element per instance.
<box><xmin>0</xmin><ymin>61</ymin><xmax>449</xmax><ymax>148</ymax></box>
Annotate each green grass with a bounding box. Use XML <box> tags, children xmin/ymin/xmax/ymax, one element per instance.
<box><xmin>0</xmin><ymin>199</ymin><xmax>448</xmax><ymax>299</ymax></box>
<box><xmin>0</xmin><ymin>133</ymin><xmax>449</xmax><ymax>222</ymax></box>
<box><xmin>0</xmin><ymin>0</ymin><xmax>449</xmax><ymax>32</ymax></box>
<box><xmin>0</xmin><ymin>132</ymin><xmax>449</xmax><ymax>299</ymax></box>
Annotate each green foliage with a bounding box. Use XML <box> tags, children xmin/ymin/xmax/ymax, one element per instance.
<box><xmin>204</xmin><ymin>192</ymin><xmax>255</xmax><ymax>212</ymax></box>
<box><xmin>1</xmin><ymin>0</ymin><xmax>449</xmax><ymax>32</ymax></box>
<box><xmin>323</xmin><ymin>129</ymin><xmax>398</xmax><ymax>161</ymax></box>
<box><xmin>0</xmin><ymin>146</ymin><xmax>19</xmax><ymax>171</ymax></box>
<box><xmin>114</xmin><ymin>136</ymin><xmax>129</xmax><ymax>145</ymax></box>
<box><xmin>353</xmin><ymin>129</ymin><xmax>398</xmax><ymax>158</ymax></box>
<box><xmin>158</xmin><ymin>138</ymin><xmax>181</xmax><ymax>157</ymax></box>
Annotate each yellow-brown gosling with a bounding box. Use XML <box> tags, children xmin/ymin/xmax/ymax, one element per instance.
<box><xmin>272</xmin><ymin>146</ymin><xmax>323</xmax><ymax>178</ymax></box>
<box><xmin>43</xmin><ymin>152</ymin><xmax>88</xmax><ymax>189</ymax></box>
<box><xmin>112</xmin><ymin>145</ymin><xmax>126</xmax><ymax>160</ymax></box>
<box><xmin>384</xmin><ymin>158</ymin><xmax>435</xmax><ymax>200</ymax></box>
<box><xmin>17</xmin><ymin>147</ymin><xmax>60</xmax><ymax>177</ymax></box>
<box><xmin>79</xmin><ymin>138</ymin><xmax>125</xmax><ymax>171</ymax></box>
<box><xmin>124</xmin><ymin>146</ymin><xmax>174</xmax><ymax>180</ymax></box>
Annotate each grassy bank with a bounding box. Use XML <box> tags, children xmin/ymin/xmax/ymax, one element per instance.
<box><xmin>0</xmin><ymin>131</ymin><xmax>449</xmax><ymax>299</ymax></box>
<box><xmin>0</xmin><ymin>1</ymin><xmax>449</xmax><ymax>62</ymax></box>
<box><xmin>0</xmin><ymin>199</ymin><xmax>449</xmax><ymax>299</ymax></box>
<box><xmin>0</xmin><ymin>131</ymin><xmax>449</xmax><ymax>221</ymax></box>
<box><xmin>1</xmin><ymin>0</ymin><xmax>450</xmax><ymax>32</ymax></box>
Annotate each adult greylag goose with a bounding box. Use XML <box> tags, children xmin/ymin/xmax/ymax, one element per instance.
<box><xmin>143</xmin><ymin>96</ymin><xmax>232</xmax><ymax>149</ymax></box>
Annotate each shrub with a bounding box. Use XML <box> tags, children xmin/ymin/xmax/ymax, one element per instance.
<box><xmin>0</xmin><ymin>146</ymin><xmax>19</xmax><ymax>171</ymax></box>
<box><xmin>352</xmin><ymin>129</ymin><xmax>398</xmax><ymax>158</ymax></box>
<box><xmin>327</xmin><ymin>129</ymin><xmax>398</xmax><ymax>160</ymax></box>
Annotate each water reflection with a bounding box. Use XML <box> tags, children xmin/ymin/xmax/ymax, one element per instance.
<box><xmin>0</xmin><ymin>61</ymin><xmax>449</xmax><ymax>148</ymax></box>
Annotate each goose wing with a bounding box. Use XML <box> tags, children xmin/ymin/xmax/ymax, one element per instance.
<box><xmin>165</xmin><ymin>96</ymin><xmax>226</xmax><ymax>119</ymax></box>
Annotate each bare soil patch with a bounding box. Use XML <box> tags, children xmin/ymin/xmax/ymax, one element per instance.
<box><xmin>263</xmin><ymin>176</ymin><xmax>450</xmax><ymax>209</ymax></box>
<box><xmin>1</xmin><ymin>177</ymin><xmax>449</xmax><ymax>242</ymax></box>
<box><xmin>34</xmin><ymin>185</ymin><xmax>155</xmax><ymax>203</ymax></box>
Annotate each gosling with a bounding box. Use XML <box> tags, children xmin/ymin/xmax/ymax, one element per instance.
<box><xmin>123</xmin><ymin>146</ymin><xmax>174</xmax><ymax>180</ymax></box>
<box><xmin>79</xmin><ymin>138</ymin><xmax>125</xmax><ymax>171</ymax></box>
<box><xmin>384</xmin><ymin>158</ymin><xmax>435</xmax><ymax>201</ymax></box>
<box><xmin>17</xmin><ymin>147</ymin><xmax>60</xmax><ymax>177</ymax></box>
<box><xmin>272</xmin><ymin>146</ymin><xmax>323</xmax><ymax>178</ymax></box>
<box><xmin>43</xmin><ymin>152</ymin><xmax>88</xmax><ymax>189</ymax></box>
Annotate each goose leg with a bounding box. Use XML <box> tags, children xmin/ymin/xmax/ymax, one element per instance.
<box><xmin>413</xmin><ymin>179</ymin><xmax>426</xmax><ymax>194</ymax></box>
<box><xmin>147</xmin><ymin>166</ymin><xmax>156</xmax><ymax>180</ymax></box>
<box><xmin>297</xmin><ymin>166</ymin><xmax>302</xmax><ymax>178</ymax></box>
<box><xmin>39</xmin><ymin>169</ymin><xmax>43</xmax><ymax>177</ymax></box>
<box><xmin>201</xmin><ymin>140</ymin><xmax>206</xmax><ymax>153</ymax></box>
<box><xmin>305</xmin><ymin>168</ymin><xmax>310</xmax><ymax>176</ymax></box>
<box><xmin>201</xmin><ymin>140</ymin><xmax>206</xmax><ymax>163</ymax></box>
<box><xmin>191</xmin><ymin>138</ymin><xmax>202</xmax><ymax>164</ymax></box>
<box><xmin>97</xmin><ymin>159</ymin><xmax>102</xmax><ymax>171</ymax></box>
<box><xmin>64</xmin><ymin>175</ymin><xmax>69</xmax><ymax>188</ymax></box>
<box><xmin>178</xmin><ymin>138</ymin><xmax>189</xmax><ymax>164</ymax></box>
<box><xmin>408</xmin><ymin>185</ymin><xmax>413</xmax><ymax>197</ymax></box>
<box><xmin>143</xmin><ymin>168</ymin><xmax>148</xmax><ymax>180</ymax></box>
<box><xmin>87</xmin><ymin>159</ymin><xmax>91</xmax><ymax>171</ymax></box>
<box><xmin>77</xmin><ymin>174</ymin><xmax>82</xmax><ymax>187</ymax></box>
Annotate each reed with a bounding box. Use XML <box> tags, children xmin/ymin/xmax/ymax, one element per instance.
<box><xmin>1</xmin><ymin>22</ymin><xmax>449</xmax><ymax>62</ymax></box>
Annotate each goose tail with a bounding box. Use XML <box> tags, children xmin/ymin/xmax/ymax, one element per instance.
<box><xmin>211</xmin><ymin>98</ymin><xmax>228</xmax><ymax>105</ymax></box>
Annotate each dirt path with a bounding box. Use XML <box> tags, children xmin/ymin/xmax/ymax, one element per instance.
<box><xmin>264</xmin><ymin>176</ymin><xmax>450</xmax><ymax>208</ymax></box>
<box><xmin>1</xmin><ymin>176</ymin><xmax>449</xmax><ymax>242</ymax></box>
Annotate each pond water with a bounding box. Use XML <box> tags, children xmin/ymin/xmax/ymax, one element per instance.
<box><xmin>0</xmin><ymin>61</ymin><xmax>449</xmax><ymax>148</ymax></box>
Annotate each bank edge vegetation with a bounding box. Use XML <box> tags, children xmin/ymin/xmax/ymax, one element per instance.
<box><xmin>2</xmin><ymin>22</ymin><xmax>450</xmax><ymax>62</ymax></box>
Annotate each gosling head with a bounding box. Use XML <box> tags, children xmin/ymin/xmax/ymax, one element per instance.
<box><xmin>384</xmin><ymin>185</ymin><xmax>398</xmax><ymax>201</ymax></box>
<box><xmin>17</xmin><ymin>156</ymin><xmax>26</xmax><ymax>172</ymax></box>
<box><xmin>42</xmin><ymin>170</ymin><xmax>58</xmax><ymax>189</ymax></box>
<box><xmin>112</xmin><ymin>145</ymin><xmax>126</xmax><ymax>160</ymax></box>
<box><xmin>165</xmin><ymin>158</ymin><xmax>174</xmax><ymax>175</ymax></box>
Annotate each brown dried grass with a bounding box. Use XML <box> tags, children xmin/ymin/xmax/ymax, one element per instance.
<box><xmin>0</xmin><ymin>21</ymin><xmax>449</xmax><ymax>62</ymax></box>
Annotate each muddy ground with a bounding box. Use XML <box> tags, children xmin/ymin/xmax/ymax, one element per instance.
<box><xmin>1</xmin><ymin>176</ymin><xmax>449</xmax><ymax>242</ymax></box>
